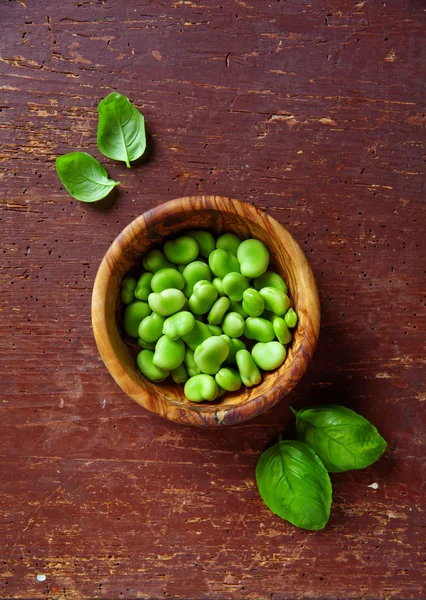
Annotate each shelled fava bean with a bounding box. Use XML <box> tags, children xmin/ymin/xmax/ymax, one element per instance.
<box><xmin>120</xmin><ymin>231</ymin><xmax>298</xmax><ymax>403</ymax></box>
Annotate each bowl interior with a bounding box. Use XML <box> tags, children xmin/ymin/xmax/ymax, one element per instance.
<box><xmin>93</xmin><ymin>197</ymin><xmax>320</xmax><ymax>426</ymax></box>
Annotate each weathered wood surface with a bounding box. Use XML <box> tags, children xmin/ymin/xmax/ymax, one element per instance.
<box><xmin>1</xmin><ymin>0</ymin><xmax>425</xmax><ymax>598</ymax></box>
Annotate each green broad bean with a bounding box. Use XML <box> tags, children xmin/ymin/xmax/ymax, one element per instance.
<box><xmin>244</xmin><ymin>317</ymin><xmax>275</xmax><ymax>342</ymax></box>
<box><xmin>123</xmin><ymin>301</ymin><xmax>151</xmax><ymax>338</ymax></box>
<box><xmin>207</xmin><ymin>296</ymin><xmax>230</xmax><ymax>325</ymax></box>
<box><xmin>171</xmin><ymin>363</ymin><xmax>188</xmax><ymax>384</ymax></box>
<box><xmin>285</xmin><ymin>308</ymin><xmax>298</xmax><ymax>328</ymax></box>
<box><xmin>219</xmin><ymin>333</ymin><xmax>231</xmax><ymax>347</ymax></box>
<box><xmin>187</xmin><ymin>230</ymin><xmax>216</xmax><ymax>258</ymax></box>
<box><xmin>272</xmin><ymin>317</ymin><xmax>292</xmax><ymax>345</ymax></box>
<box><xmin>216</xmin><ymin>385</ymin><xmax>226</xmax><ymax>398</ymax></box>
<box><xmin>181</xmin><ymin>320</ymin><xmax>212</xmax><ymax>351</ymax></box>
<box><xmin>138</xmin><ymin>312</ymin><xmax>165</xmax><ymax>343</ymax></box>
<box><xmin>222</xmin><ymin>312</ymin><xmax>245</xmax><ymax>338</ymax></box>
<box><xmin>121</xmin><ymin>277</ymin><xmax>137</xmax><ymax>304</ymax></box>
<box><xmin>229</xmin><ymin>300</ymin><xmax>248</xmax><ymax>318</ymax></box>
<box><xmin>236</xmin><ymin>349</ymin><xmax>262</xmax><ymax>387</ymax></box>
<box><xmin>194</xmin><ymin>336</ymin><xmax>229</xmax><ymax>375</ymax></box>
<box><xmin>261</xmin><ymin>309</ymin><xmax>275</xmax><ymax>321</ymax></box>
<box><xmin>164</xmin><ymin>236</ymin><xmax>199</xmax><ymax>265</ymax></box>
<box><xmin>209</xmin><ymin>249</ymin><xmax>241</xmax><ymax>279</ymax></box>
<box><xmin>259</xmin><ymin>287</ymin><xmax>291</xmax><ymax>316</ymax></box>
<box><xmin>242</xmin><ymin>288</ymin><xmax>264</xmax><ymax>317</ymax></box>
<box><xmin>188</xmin><ymin>280</ymin><xmax>218</xmax><ymax>315</ymax></box>
<box><xmin>252</xmin><ymin>341</ymin><xmax>286</xmax><ymax>371</ymax></box>
<box><xmin>237</xmin><ymin>239</ymin><xmax>269</xmax><ymax>279</ymax></box>
<box><xmin>212</xmin><ymin>277</ymin><xmax>225</xmax><ymax>296</ymax></box>
<box><xmin>183</xmin><ymin>261</ymin><xmax>212</xmax><ymax>297</ymax></box>
<box><xmin>162</xmin><ymin>311</ymin><xmax>195</xmax><ymax>340</ymax></box>
<box><xmin>224</xmin><ymin>337</ymin><xmax>246</xmax><ymax>365</ymax></box>
<box><xmin>148</xmin><ymin>289</ymin><xmax>186</xmax><ymax>316</ymax></box>
<box><xmin>137</xmin><ymin>350</ymin><xmax>169</xmax><ymax>382</ymax></box>
<box><xmin>216</xmin><ymin>233</ymin><xmax>241</xmax><ymax>256</ymax></box>
<box><xmin>137</xmin><ymin>338</ymin><xmax>156</xmax><ymax>350</ymax></box>
<box><xmin>151</xmin><ymin>268</ymin><xmax>184</xmax><ymax>293</ymax></box>
<box><xmin>207</xmin><ymin>324</ymin><xmax>222</xmax><ymax>336</ymax></box>
<box><xmin>222</xmin><ymin>272</ymin><xmax>249</xmax><ymax>302</ymax></box>
<box><xmin>143</xmin><ymin>249</ymin><xmax>174</xmax><ymax>273</ymax></box>
<box><xmin>184</xmin><ymin>348</ymin><xmax>201</xmax><ymax>377</ymax></box>
<box><xmin>134</xmin><ymin>272</ymin><xmax>153</xmax><ymax>301</ymax></box>
<box><xmin>153</xmin><ymin>335</ymin><xmax>185</xmax><ymax>371</ymax></box>
<box><xmin>215</xmin><ymin>367</ymin><xmax>242</xmax><ymax>392</ymax></box>
<box><xmin>184</xmin><ymin>374</ymin><xmax>218</xmax><ymax>402</ymax></box>
<box><xmin>254</xmin><ymin>271</ymin><xmax>288</xmax><ymax>294</ymax></box>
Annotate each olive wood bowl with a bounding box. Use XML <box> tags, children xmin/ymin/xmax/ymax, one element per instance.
<box><xmin>92</xmin><ymin>196</ymin><xmax>320</xmax><ymax>427</ymax></box>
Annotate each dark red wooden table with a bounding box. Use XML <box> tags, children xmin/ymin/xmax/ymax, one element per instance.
<box><xmin>1</xmin><ymin>1</ymin><xmax>425</xmax><ymax>598</ymax></box>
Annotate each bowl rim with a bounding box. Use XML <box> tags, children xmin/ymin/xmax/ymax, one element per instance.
<box><xmin>91</xmin><ymin>195</ymin><xmax>320</xmax><ymax>426</ymax></box>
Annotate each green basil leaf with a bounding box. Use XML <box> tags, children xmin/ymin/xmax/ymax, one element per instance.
<box><xmin>97</xmin><ymin>92</ymin><xmax>146</xmax><ymax>167</ymax></box>
<box><xmin>256</xmin><ymin>440</ymin><xmax>332</xmax><ymax>531</ymax></box>
<box><xmin>56</xmin><ymin>152</ymin><xmax>119</xmax><ymax>202</ymax></box>
<box><xmin>295</xmin><ymin>405</ymin><xmax>387</xmax><ymax>473</ymax></box>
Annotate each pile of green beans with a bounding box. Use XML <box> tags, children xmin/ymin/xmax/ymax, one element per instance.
<box><xmin>119</xmin><ymin>231</ymin><xmax>298</xmax><ymax>403</ymax></box>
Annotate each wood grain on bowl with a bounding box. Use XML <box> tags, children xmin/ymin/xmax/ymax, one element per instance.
<box><xmin>92</xmin><ymin>196</ymin><xmax>320</xmax><ymax>426</ymax></box>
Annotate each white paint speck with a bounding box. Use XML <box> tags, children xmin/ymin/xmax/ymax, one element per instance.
<box><xmin>59</xmin><ymin>398</ymin><xmax>64</xmax><ymax>408</ymax></box>
<box><xmin>368</xmin><ymin>482</ymin><xmax>379</xmax><ymax>490</ymax></box>
<box><xmin>375</xmin><ymin>373</ymin><xmax>390</xmax><ymax>379</ymax></box>
<box><xmin>101</xmin><ymin>399</ymin><xmax>106</xmax><ymax>409</ymax></box>
<box><xmin>36</xmin><ymin>574</ymin><xmax>46</xmax><ymax>582</ymax></box>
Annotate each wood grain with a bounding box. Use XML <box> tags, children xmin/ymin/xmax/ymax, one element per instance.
<box><xmin>92</xmin><ymin>196</ymin><xmax>320</xmax><ymax>427</ymax></box>
<box><xmin>1</xmin><ymin>0</ymin><xmax>425</xmax><ymax>598</ymax></box>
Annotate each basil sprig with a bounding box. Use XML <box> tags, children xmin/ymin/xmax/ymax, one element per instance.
<box><xmin>256</xmin><ymin>405</ymin><xmax>387</xmax><ymax>530</ymax></box>
<box><xmin>294</xmin><ymin>405</ymin><xmax>388</xmax><ymax>473</ymax></box>
<box><xmin>256</xmin><ymin>439</ymin><xmax>332</xmax><ymax>531</ymax></box>
<box><xmin>57</xmin><ymin>92</ymin><xmax>146</xmax><ymax>202</ymax></box>
<box><xmin>56</xmin><ymin>152</ymin><xmax>119</xmax><ymax>202</ymax></box>
<box><xmin>97</xmin><ymin>92</ymin><xmax>146</xmax><ymax>167</ymax></box>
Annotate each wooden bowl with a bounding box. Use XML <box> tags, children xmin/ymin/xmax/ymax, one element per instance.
<box><xmin>91</xmin><ymin>196</ymin><xmax>320</xmax><ymax>427</ymax></box>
